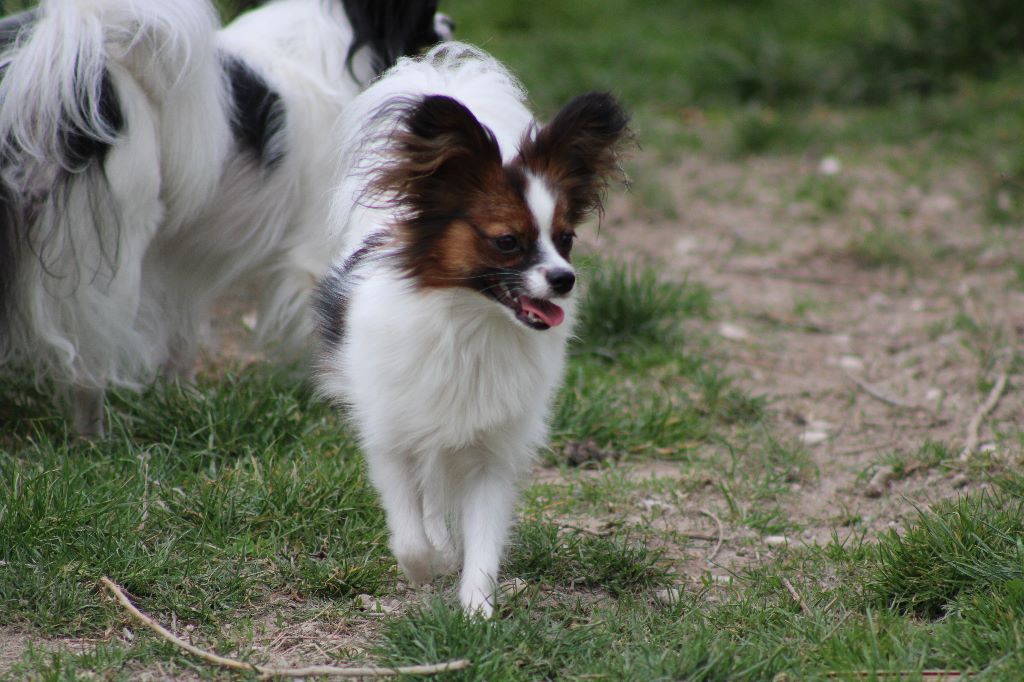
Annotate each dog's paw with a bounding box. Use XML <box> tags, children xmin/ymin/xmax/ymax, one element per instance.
<box><xmin>458</xmin><ymin>584</ymin><xmax>495</xmax><ymax>618</ymax></box>
<box><xmin>395</xmin><ymin>551</ymin><xmax>434</xmax><ymax>585</ymax></box>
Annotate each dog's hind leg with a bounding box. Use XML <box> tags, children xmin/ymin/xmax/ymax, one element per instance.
<box><xmin>70</xmin><ymin>385</ymin><xmax>105</xmax><ymax>438</ymax></box>
<box><xmin>365</xmin><ymin>448</ymin><xmax>438</xmax><ymax>585</ymax></box>
<box><xmin>420</xmin><ymin>465</ymin><xmax>460</xmax><ymax>575</ymax></box>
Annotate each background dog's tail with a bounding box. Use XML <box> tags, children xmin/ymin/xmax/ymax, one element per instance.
<box><xmin>0</xmin><ymin>0</ymin><xmax>225</xmax><ymax>386</ymax></box>
<box><xmin>0</xmin><ymin>0</ymin><xmax>220</xmax><ymax>169</ymax></box>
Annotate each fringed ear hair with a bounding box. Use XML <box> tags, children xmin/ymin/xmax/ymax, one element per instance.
<box><xmin>370</xmin><ymin>94</ymin><xmax>503</xmax><ymax>222</ymax></box>
<box><xmin>519</xmin><ymin>92</ymin><xmax>631</xmax><ymax>224</ymax></box>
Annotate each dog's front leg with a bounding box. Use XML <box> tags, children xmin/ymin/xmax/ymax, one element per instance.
<box><xmin>457</xmin><ymin>463</ymin><xmax>517</xmax><ymax>617</ymax></box>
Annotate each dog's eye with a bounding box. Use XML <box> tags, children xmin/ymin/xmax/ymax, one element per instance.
<box><xmin>556</xmin><ymin>231</ymin><xmax>576</xmax><ymax>250</ymax></box>
<box><xmin>493</xmin><ymin>235</ymin><xmax>520</xmax><ymax>254</ymax></box>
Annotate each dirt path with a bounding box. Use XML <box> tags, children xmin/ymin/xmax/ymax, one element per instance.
<box><xmin>590</xmin><ymin>149</ymin><xmax>1022</xmax><ymax>555</ymax></box>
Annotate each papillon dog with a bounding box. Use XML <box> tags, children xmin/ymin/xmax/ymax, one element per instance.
<box><xmin>314</xmin><ymin>43</ymin><xmax>629</xmax><ymax>615</ymax></box>
<box><xmin>0</xmin><ymin>0</ymin><xmax>450</xmax><ymax>436</ymax></box>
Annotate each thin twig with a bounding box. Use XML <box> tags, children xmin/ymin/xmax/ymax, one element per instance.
<box><xmin>101</xmin><ymin>577</ymin><xmax>470</xmax><ymax>679</ymax></box>
<box><xmin>679</xmin><ymin>531</ymin><xmax>721</xmax><ymax>542</ymax></box>
<box><xmin>698</xmin><ymin>509</ymin><xmax>724</xmax><ymax>563</ymax></box>
<box><xmin>135</xmin><ymin>453</ymin><xmax>150</xmax><ymax>532</ymax></box>
<box><xmin>845</xmin><ymin>373</ymin><xmax>924</xmax><ymax>411</ymax></box>
<box><xmin>833</xmin><ymin>441</ymin><xmax>897</xmax><ymax>457</ymax></box>
<box><xmin>781</xmin><ymin>578</ymin><xmax>810</xmax><ymax>615</ymax></box>
<box><xmin>825</xmin><ymin>672</ymin><xmax>963</xmax><ymax>679</ymax></box>
<box><xmin>959</xmin><ymin>371</ymin><xmax>1009</xmax><ymax>460</ymax></box>
<box><xmin>560</xmin><ymin>523</ymin><xmax>616</xmax><ymax>538</ymax></box>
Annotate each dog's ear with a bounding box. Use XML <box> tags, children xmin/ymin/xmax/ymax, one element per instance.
<box><xmin>372</xmin><ymin>95</ymin><xmax>503</xmax><ymax>220</ymax></box>
<box><xmin>519</xmin><ymin>92</ymin><xmax>631</xmax><ymax>224</ymax></box>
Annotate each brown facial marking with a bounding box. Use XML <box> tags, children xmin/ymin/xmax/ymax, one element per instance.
<box><xmin>374</xmin><ymin>93</ymin><xmax>628</xmax><ymax>296</ymax></box>
<box><xmin>417</xmin><ymin>178</ymin><xmax>539</xmax><ymax>289</ymax></box>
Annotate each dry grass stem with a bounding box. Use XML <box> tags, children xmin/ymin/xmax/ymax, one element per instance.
<box><xmin>100</xmin><ymin>577</ymin><xmax>471</xmax><ymax>679</ymax></box>
<box><xmin>846</xmin><ymin>373</ymin><xmax>925</xmax><ymax>411</ymax></box>
<box><xmin>959</xmin><ymin>371</ymin><xmax>1009</xmax><ymax>460</ymax></box>
<box><xmin>698</xmin><ymin>508</ymin><xmax>724</xmax><ymax>562</ymax></box>
<box><xmin>781</xmin><ymin>577</ymin><xmax>810</xmax><ymax>615</ymax></box>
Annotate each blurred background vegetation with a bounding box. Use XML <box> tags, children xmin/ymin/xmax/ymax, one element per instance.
<box><xmin>5</xmin><ymin>0</ymin><xmax>1023</xmax><ymax>111</ymax></box>
<box><xmin>210</xmin><ymin>0</ymin><xmax>1024</xmax><ymax>114</ymax></box>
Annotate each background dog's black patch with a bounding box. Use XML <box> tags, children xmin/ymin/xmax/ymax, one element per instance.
<box><xmin>223</xmin><ymin>56</ymin><xmax>286</xmax><ymax>169</ymax></box>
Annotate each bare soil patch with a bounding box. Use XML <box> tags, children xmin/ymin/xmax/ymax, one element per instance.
<box><xmin>561</xmin><ymin>148</ymin><xmax>1022</xmax><ymax>569</ymax></box>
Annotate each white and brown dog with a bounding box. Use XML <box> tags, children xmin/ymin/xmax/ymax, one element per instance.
<box><xmin>315</xmin><ymin>43</ymin><xmax>629</xmax><ymax>615</ymax></box>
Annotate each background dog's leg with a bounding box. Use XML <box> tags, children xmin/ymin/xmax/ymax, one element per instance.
<box><xmin>162</xmin><ymin>345</ymin><xmax>198</xmax><ymax>385</ymax></box>
<box><xmin>457</xmin><ymin>464</ymin><xmax>516</xmax><ymax>617</ymax></box>
<box><xmin>70</xmin><ymin>385</ymin><xmax>105</xmax><ymax>438</ymax></box>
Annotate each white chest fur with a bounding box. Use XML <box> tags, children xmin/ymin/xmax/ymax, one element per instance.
<box><xmin>331</xmin><ymin>270</ymin><xmax>573</xmax><ymax>457</ymax></box>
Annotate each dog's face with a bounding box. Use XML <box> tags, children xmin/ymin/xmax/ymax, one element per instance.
<box><xmin>371</xmin><ymin>93</ymin><xmax>629</xmax><ymax>330</ymax></box>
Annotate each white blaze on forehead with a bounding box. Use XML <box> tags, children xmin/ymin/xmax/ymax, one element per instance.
<box><xmin>523</xmin><ymin>173</ymin><xmax>572</xmax><ymax>297</ymax></box>
<box><xmin>525</xmin><ymin>173</ymin><xmax>569</xmax><ymax>267</ymax></box>
<box><xmin>525</xmin><ymin>173</ymin><xmax>557</xmax><ymax>239</ymax></box>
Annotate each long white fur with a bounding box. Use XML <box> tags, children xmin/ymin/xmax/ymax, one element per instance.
<box><xmin>200</xmin><ymin>0</ymin><xmax>366</xmax><ymax>354</ymax></box>
<box><xmin>319</xmin><ymin>43</ymin><xmax>577</xmax><ymax>615</ymax></box>
<box><xmin>0</xmin><ymin>0</ymin><xmax>229</xmax><ymax>434</ymax></box>
<box><xmin>146</xmin><ymin>0</ymin><xmax>418</xmax><ymax>378</ymax></box>
<box><xmin>1</xmin><ymin>0</ymin><xmax>445</xmax><ymax>434</ymax></box>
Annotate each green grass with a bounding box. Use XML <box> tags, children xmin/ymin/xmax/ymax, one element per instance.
<box><xmin>844</xmin><ymin>223</ymin><xmax>921</xmax><ymax>270</ymax></box>
<box><xmin>0</xmin><ymin>371</ymin><xmax>389</xmax><ymax>635</ymax></box>
<box><xmin>1</xmin><ymin>209</ymin><xmax>1020</xmax><ymax>682</ymax></box>
<box><xmin>4</xmin><ymin>0</ymin><xmax>1024</xmax><ymax>678</ymax></box>
<box><xmin>870</xmin><ymin>492</ymin><xmax>1024</xmax><ymax>618</ymax></box>
<box><xmin>365</xmin><ymin>507</ymin><xmax>1024</xmax><ymax>680</ymax></box>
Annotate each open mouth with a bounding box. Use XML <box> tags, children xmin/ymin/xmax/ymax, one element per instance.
<box><xmin>491</xmin><ymin>283</ymin><xmax>565</xmax><ymax>330</ymax></box>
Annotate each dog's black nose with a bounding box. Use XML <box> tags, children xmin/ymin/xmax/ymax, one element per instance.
<box><xmin>547</xmin><ymin>269</ymin><xmax>575</xmax><ymax>295</ymax></box>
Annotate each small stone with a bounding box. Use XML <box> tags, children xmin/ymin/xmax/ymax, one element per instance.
<box><xmin>564</xmin><ymin>438</ymin><xmax>618</xmax><ymax>467</ymax></box>
<box><xmin>354</xmin><ymin>594</ymin><xmax>392</xmax><ymax>613</ymax></box>
<box><xmin>654</xmin><ymin>587</ymin><xmax>682</xmax><ymax>605</ymax></box>
<box><xmin>674</xmin><ymin>236</ymin><xmax>698</xmax><ymax>255</ymax></box>
<box><xmin>639</xmin><ymin>497</ymin><xmax>667</xmax><ymax>511</ymax></box>
<box><xmin>123</xmin><ymin>627</ymin><xmax>134</xmax><ymax>642</ymax></box>
<box><xmin>718</xmin><ymin>322</ymin><xmax>749</xmax><ymax>341</ymax></box>
<box><xmin>764</xmin><ymin>535</ymin><xmax>788</xmax><ymax>547</ymax></box>
<box><xmin>864</xmin><ymin>465</ymin><xmax>895</xmax><ymax>498</ymax></box>
<box><xmin>950</xmin><ymin>473</ymin><xmax>969</xmax><ymax>489</ymax></box>
<box><xmin>818</xmin><ymin>156</ymin><xmax>842</xmax><ymax>176</ymax></box>
<box><xmin>925</xmin><ymin>388</ymin><xmax>942</xmax><ymax>403</ymax></box>
<box><xmin>839</xmin><ymin>355</ymin><xmax>865</xmax><ymax>372</ymax></box>
<box><xmin>800</xmin><ymin>430</ymin><xmax>829</xmax><ymax>446</ymax></box>
<box><xmin>921</xmin><ymin>194</ymin><xmax>957</xmax><ymax>213</ymax></box>
<box><xmin>498</xmin><ymin>578</ymin><xmax>528</xmax><ymax>604</ymax></box>
<box><xmin>868</xmin><ymin>293</ymin><xmax>890</xmax><ymax>309</ymax></box>
<box><xmin>241</xmin><ymin>311</ymin><xmax>258</xmax><ymax>331</ymax></box>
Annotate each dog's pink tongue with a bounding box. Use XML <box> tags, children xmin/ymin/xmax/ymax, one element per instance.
<box><xmin>520</xmin><ymin>296</ymin><xmax>565</xmax><ymax>327</ymax></box>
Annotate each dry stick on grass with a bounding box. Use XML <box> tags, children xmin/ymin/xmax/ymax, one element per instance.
<box><xmin>959</xmin><ymin>370</ymin><xmax>1009</xmax><ymax>460</ymax></box>
<box><xmin>698</xmin><ymin>508</ymin><xmax>724</xmax><ymax>563</ymax></box>
<box><xmin>101</xmin><ymin>578</ymin><xmax>471</xmax><ymax>679</ymax></box>
<box><xmin>781</xmin><ymin>577</ymin><xmax>810</xmax><ymax>615</ymax></box>
<box><xmin>845</xmin><ymin>372</ymin><xmax>925</xmax><ymax>411</ymax></box>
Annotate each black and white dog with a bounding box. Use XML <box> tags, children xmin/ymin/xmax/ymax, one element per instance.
<box><xmin>0</xmin><ymin>0</ymin><xmax>451</xmax><ymax>435</ymax></box>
